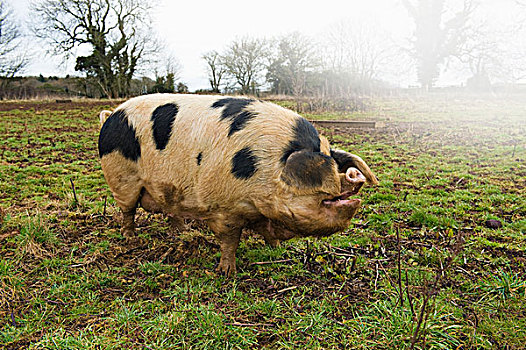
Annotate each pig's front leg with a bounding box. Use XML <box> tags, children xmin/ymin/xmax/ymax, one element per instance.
<box><xmin>122</xmin><ymin>208</ymin><xmax>136</xmax><ymax>238</ymax></box>
<box><xmin>217</xmin><ymin>229</ymin><xmax>241</xmax><ymax>276</ymax></box>
<box><xmin>208</xmin><ymin>218</ymin><xmax>242</xmax><ymax>277</ymax></box>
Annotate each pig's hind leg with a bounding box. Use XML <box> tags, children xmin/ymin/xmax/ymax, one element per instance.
<box><xmin>103</xmin><ymin>164</ymin><xmax>143</xmax><ymax>238</ymax></box>
<box><xmin>114</xmin><ymin>185</ymin><xmax>142</xmax><ymax>238</ymax></box>
<box><xmin>114</xmin><ymin>188</ymin><xmax>142</xmax><ymax>238</ymax></box>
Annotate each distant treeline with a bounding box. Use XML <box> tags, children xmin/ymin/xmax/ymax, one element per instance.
<box><xmin>0</xmin><ymin>75</ymin><xmax>189</xmax><ymax>100</ymax></box>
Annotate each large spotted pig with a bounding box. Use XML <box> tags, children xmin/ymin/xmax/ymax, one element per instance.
<box><xmin>98</xmin><ymin>94</ymin><xmax>378</xmax><ymax>276</ymax></box>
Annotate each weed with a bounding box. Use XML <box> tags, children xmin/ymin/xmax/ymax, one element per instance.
<box><xmin>14</xmin><ymin>211</ymin><xmax>57</xmax><ymax>257</ymax></box>
<box><xmin>477</xmin><ymin>269</ymin><xmax>526</xmax><ymax>300</ymax></box>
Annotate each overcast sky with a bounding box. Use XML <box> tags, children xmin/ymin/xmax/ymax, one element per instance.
<box><xmin>6</xmin><ymin>0</ymin><xmax>523</xmax><ymax>90</ymax></box>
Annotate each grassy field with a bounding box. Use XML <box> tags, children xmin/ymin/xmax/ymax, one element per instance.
<box><xmin>0</xmin><ymin>93</ymin><xmax>525</xmax><ymax>349</ymax></box>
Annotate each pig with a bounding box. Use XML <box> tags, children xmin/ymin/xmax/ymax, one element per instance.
<box><xmin>98</xmin><ymin>94</ymin><xmax>378</xmax><ymax>276</ymax></box>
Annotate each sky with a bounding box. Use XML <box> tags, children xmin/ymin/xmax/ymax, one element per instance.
<box><xmin>5</xmin><ymin>0</ymin><xmax>523</xmax><ymax>90</ymax></box>
<box><xmin>152</xmin><ymin>0</ymin><xmax>411</xmax><ymax>89</ymax></box>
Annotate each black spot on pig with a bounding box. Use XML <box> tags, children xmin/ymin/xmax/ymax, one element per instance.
<box><xmin>232</xmin><ymin>147</ymin><xmax>258</xmax><ymax>179</ymax></box>
<box><xmin>212</xmin><ymin>98</ymin><xmax>256</xmax><ymax>136</ymax></box>
<box><xmin>212</xmin><ymin>98</ymin><xmax>254</xmax><ymax>118</ymax></box>
<box><xmin>98</xmin><ymin>110</ymin><xmax>141</xmax><ymax>161</ymax></box>
<box><xmin>281</xmin><ymin>151</ymin><xmax>335</xmax><ymax>188</ymax></box>
<box><xmin>151</xmin><ymin>103</ymin><xmax>178</xmax><ymax>150</ymax></box>
<box><xmin>281</xmin><ymin>118</ymin><xmax>320</xmax><ymax>163</ymax></box>
<box><xmin>197</xmin><ymin>152</ymin><xmax>203</xmax><ymax>165</ymax></box>
<box><xmin>228</xmin><ymin>110</ymin><xmax>257</xmax><ymax>136</ymax></box>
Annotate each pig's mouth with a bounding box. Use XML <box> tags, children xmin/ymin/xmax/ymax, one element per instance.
<box><xmin>322</xmin><ymin>167</ymin><xmax>365</xmax><ymax>207</ymax></box>
<box><xmin>322</xmin><ymin>191</ymin><xmax>361</xmax><ymax>207</ymax></box>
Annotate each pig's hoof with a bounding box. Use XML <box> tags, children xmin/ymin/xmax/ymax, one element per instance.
<box><xmin>216</xmin><ymin>261</ymin><xmax>236</xmax><ymax>277</ymax></box>
<box><xmin>168</xmin><ymin>216</ymin><xmax>186</xmax><ymax>233</ymax></box>
<box><xmin>169</xmin><ymin>222</ymin><xmax>187</xmax><ymax>233</ymax></box>
<box><xmin>121</xmin><ymin>228</ymin><xmax>136</xmax><ymax>238</ymax></box>
<box><xmin>264</xmin><ymin>238</ymin><xmax>281</xmax><ymax>248</ymax></box>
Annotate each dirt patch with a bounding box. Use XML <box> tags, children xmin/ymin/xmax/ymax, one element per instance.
<box><xmin>0</xmin><ymin>99</ymin><xmax>123</xmax><ymax>112</ymax></box>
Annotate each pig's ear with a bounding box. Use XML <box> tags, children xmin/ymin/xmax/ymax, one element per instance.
<box><xmin>99</xmin><ymin>110</ymin><xmax>112</xmax><ymax>128</ymax></box>
<box><xmin>281</xmin><ymin>151</ymin><xmax>336</xmax><ymax>189</ymax></box>
<box><xmin>330</xmin><ymin>149</ymin><xmax>379</xmax><ymax>185</ymax></box>
<box><xmin>319</xmin><ymin>136</ymin><xmax>331</xmax><ymax>156</ymax></box>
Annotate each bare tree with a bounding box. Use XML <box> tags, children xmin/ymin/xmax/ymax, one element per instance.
<box><xmin>448</xmin><ymin>0</ymin><xmax>526</xmax><ymax>87</ymax></box>
<box><xmin>267</xmin><ymin>32</ymin><xmax>320</xmax><ymax>96</ymax></box>
<box><xmin>202</xmin><ymin>50</ymin><xmax>225</xmax><ymax>93</ymax></box>
<box><xmin>222</xmin><ymin>37</ymin><xmax>267</xmax><ymax>95</ymax></box>
<box><xmin>320</xmin><ymin>19</ymin><xmax>394</xmax><ymax>95</ymax></box>
<box><xmin>490</xmin><ymin>31</ymin><xmax>526</xmax><ymax>83</ymax></box>
<box><xmin>403</xmin><ymin>0</ymin><xmax>476</xmax><ymax>90</ymax></box>
<box><xmin>31</xmin><ymin>0</ymin><xmax>158</xmax><ymax>98</ymax></box>
<box><xmin>325</xmin><ymin>20</ymin><xmax>391</xmax><ymax>81</ymax></box>
<box><xmin>508</xmin><ymin>1</ymin><xmax>526</xmax><ymax>81</ymax></box>
<box><xmin>0</xmin><ymin>1</ymin><xmax>29</xmax><ymax>99</ymax></box>
<box><xmin>454</xmin><ymin>20</ymin><xmax>499</xmax><ymax>89</ymax></box>
<box><xmin>0</xmin><ymin>2</ymin><xmax>28</xmax><ymax>78</ymax></box>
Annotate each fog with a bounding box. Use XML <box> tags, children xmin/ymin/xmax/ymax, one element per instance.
<box><xmin>3</xmin><ymin>0</ymin><xmax>526</xmax><ymax>91</ymax></box>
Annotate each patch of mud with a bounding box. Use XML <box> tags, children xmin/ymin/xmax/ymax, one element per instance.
<box><xmin>0</xmin><ymin>100</ymin><xmax>123</xmax><ymax>112</ymax></box>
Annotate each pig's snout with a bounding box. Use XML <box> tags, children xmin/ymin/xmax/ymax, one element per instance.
<box><xmin>342</xmin><ymin>167</ymin><xmax>366</xmax><ymax>194</ymax></box>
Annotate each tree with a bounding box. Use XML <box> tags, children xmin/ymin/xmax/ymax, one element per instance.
<box><xmin>449</xmin><ymin>1</ymin><xmax>526</xmax><ymax>87</ymax></box>
<box><xmin>31</xmin><ymin>0</ymin><xmax>157</xmax><ymax>98</ymax></box>
<box><xmin>0</xmin><ymin>1</ymin><xmax>28</xmax><ymax>78</ymax></box>
<box><xmin>266</xmin><ymin>32</ymin><xmax>320</xmax><ymax>96</ymax></box>
<box><xmin>455</xmin><ymin>20</ymin><xmax>499</xmax><ymax>89</ymax></box>
<box><xmin>176</xmin><ymin>82</ymin><xmax>188</xmax><ymax>93</ymax></box>
<box><xmin>403</xmin><ymin>0</ymin><xmax>476</xmax><ymax>90</ymax></box>
<box><xmin>150</xmin><ymin>55</ymin><xmax>181</xmax><ymax>93</ymax></box>
<box><xmin>222</xmin><ymin>37</ymin><xmax>267</xmax><ymax>95</ymax></box>
<box><xmin>0</xmin><ymin>1</ymin><xmax>29</xmax><ymax>99</ymax></box>
<box><xmin>202</xmin><ymin>50</ymin><xmax>225</xmax><ymax>93</ymax></box>
<box><xmin>323</xmin><ymin>19</ymin><xmax>393</xmax><ymax>93</ymax></box>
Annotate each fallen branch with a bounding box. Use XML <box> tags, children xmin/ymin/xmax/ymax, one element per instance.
<box><xmin>0</xmin><ymin>231</ymin><xmax>17</xmax><ymax>242</ymax></box>
<box><xmin>225</xmin><ymin>322</ymin><xmax>273</xmax><ymax>327</ymax></box>
<box><xmin>114</xmin><ymin>246</ymin><xmax>145</xmax><ymax>259</ymax></box>
<box><xmin>275</xmin><ymin>286</ymin><xmax>298</xmax><ymax>294</ymax></box>
<box><xmin>69</xmin><ymin>178</ymin><xmax>78</xmax><ymax>204</ymax></box>
<box><xmin>328</xmin><ymin>245</ymin><xmax>354</xmax><ymax>255</ymax></box>
<box><xmin>159</xmin><ymin>247</ymin><xmax>174</xmax><ymax>262</ymax></box>
<box><xmin>250</xmin><ymin>259</ymin><xmax>294</xmax><ymax>266</ymax></box>
<box><xmin>321</xmin><ymin>251</ymin><xmax>355</xmax><ymax>258</ymax></box>
<box><xmin>374</xmin><ymin>263</ymin><xmax>379</xmax><ymax>291</ymax></box>
<box><xmin>68</xmin><ymin>263</ymin><xmax>86</xmax><ymax>268</ymax></box>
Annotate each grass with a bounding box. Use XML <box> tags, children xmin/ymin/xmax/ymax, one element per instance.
<box><xmin>0</xmin><ymin>93</ymin><xmax>525</xmax><ymax>349</ymax></box>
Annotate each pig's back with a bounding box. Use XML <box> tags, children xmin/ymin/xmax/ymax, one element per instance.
<box><xmin>113</xmin><ymin>94</ymin><xmax>316</xmax><ymax>210</ymax></box>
